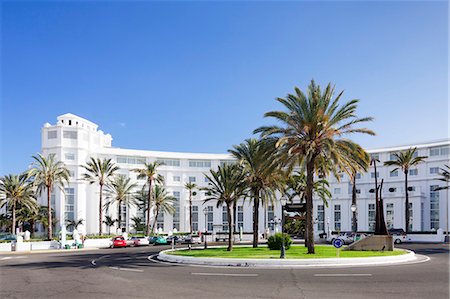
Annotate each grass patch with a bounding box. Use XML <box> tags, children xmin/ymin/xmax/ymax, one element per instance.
<box><xmin>170</xmin><ymin>245</ymin><xmax>407</xmax><ymax>259</ymax></box>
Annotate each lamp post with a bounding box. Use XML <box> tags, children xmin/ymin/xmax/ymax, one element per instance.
<box><xmin>351</xmin><ymin>204</ymin><xmax>357</xmax><ymax>233</ymax></box>
<box><xmin>280</xmin><ymin>197</ymin><xmax>287</xmax><ymax>259</ymax></box>
<box><xmin>203</xmin><ymin>207</ymin><xmax>208</xmax><ymax>249</ymax></box>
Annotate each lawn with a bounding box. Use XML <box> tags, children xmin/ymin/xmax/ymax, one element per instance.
<box><xmin>169</xmin><ymin>245</ymin><xmax>407</xmax><ymax>259</ymax></box>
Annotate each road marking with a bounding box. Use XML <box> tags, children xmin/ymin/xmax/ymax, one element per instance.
<box><xmin>314</xmin><ymin>274</ymin><xmax>372</xmax><ymax>277</ymax></box>
<box><xmin>108</xmin><ymin>266</ymin><xmax>144</xmax><ymax>272</ymax></box>
<box><xmin>91</xmin><ymin>255</ymin><xmax>111</xmax><ymax>267</ymax></box>
<box><xmin>0</xmin><ymin>257</ymin><xmax>12</xmax><ymax>260</ymax></box>
<box><xmin>191</xmin><ymin>272</ymin><xmax>258</xmax><ymax>277</ymax></box>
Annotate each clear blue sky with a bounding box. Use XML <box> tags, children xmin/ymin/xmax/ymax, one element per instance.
<box><xmin>1</xmin><ymin>1</ymin><xmax>448</xmax><ymax>174</ymax></box>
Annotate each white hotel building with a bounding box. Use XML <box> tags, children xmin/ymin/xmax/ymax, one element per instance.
<box><xmin>39</xmin><ymin>114</ymin><xmax>450</xmax><ymax>237</ymax></box>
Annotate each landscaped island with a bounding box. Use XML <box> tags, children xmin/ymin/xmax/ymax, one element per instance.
<box><xmin>169</xmin><ymin>245</ymin><xmax>407</xmax><ymax>259</ymax></box>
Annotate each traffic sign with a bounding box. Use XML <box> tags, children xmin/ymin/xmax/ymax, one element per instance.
<box><xmin>333</xmin><ymin>238</ymin><xmax>343</xmax><ymax>249</ymax></box>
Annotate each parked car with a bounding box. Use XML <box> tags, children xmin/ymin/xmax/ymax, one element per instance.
<box><xmin>166</xmin><ymin>235</ymin><xmax>182</xmax><ymax>244</ymax></box>
<box><xmin>111</xmin><ymin>236</ymin><xmax>128</xmax><ymax>248</ymax></box>
<box><xmin>389</xmin><ymin>228</ymin><xmax>407</xmax><ymax>244</ymax></box>
<box><xmin>149</xmin><ymin>236</ymin><xmax>159</xmax><ymax>244</ymax></box>
<box><xmin>154</xmin><ymin>236</ymin><xmax>168</xmax><ymax>245</ymax></box>
<box><xmin>130</xmin><ymin>236</ymin><xmax>150</xmax><ymax>246</ymax></box>
<box><xmin>327</xmin><ymin>232</ymin><xmax>354</xmax><ymax>245</ymax></box>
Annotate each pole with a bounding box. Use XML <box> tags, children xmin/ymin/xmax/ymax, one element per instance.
<box><xmin>204</xmin><ymin>211</ymin><xmax>208</xmax><ymax>249</ymax></box>
<box><xmin>280</xmin><ymin>207</ymin><xmax>285</xmax><ymax>259</ymax></box>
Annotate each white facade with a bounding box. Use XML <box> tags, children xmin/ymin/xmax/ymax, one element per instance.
<box><xmin>40</xmin><ymin>114</ymin><xmax>450</xmax><ymax>237</ymax></box>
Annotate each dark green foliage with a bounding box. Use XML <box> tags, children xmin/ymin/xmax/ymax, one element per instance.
<box><xmin>267</xmin><ymin>233</ymin><xmax>292</xmax><ymax>250</ymax></box>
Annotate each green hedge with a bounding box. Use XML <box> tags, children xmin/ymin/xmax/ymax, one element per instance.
<box><xmin>267</xmin><ymin>233</ymin><xmax>292</xmax><ymax>250</ymax></box>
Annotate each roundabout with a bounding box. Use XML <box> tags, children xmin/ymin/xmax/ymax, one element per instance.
<box><xmin>157</xmin><ymin>245</ymin><xmax>425</xmax><ymax>268</ymax></box>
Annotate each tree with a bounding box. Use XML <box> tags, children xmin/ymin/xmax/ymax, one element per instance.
<box><xmin>15</xmin><ymin>200</ymin><xmax>40</xmax><ymax>236</ymax></box>
<box><xmin>255</xmin><ymin>80</ymin><xmax>374</xmax><ymax>253</ymax></box>
<box><xmin>37</xmin><ymin>206</ymin><xmax>59</xmax><ymax>236</ymax></box>
<box><xmin>28</xmin><ymin>153</ymin><xmax>70</xmax><ymax>240</ymax></box>
<box><xmin>103</xmin><ymin>215</ymin><xmax>117</xmax><ymax>235</ymax></box>
<box><xmin>202</xmin><ymin>164</ymin><xmax>247</xmax><ymax>251</ymax></box>
<box><xmin>104</xmin><ymin>176</ymin><xmax>137</xmax><ymax>233</ymax></box>
<box><xmin>151</xmin><ymin>185</ymin><xmax>176</xmax><ymax>234</ymax></box>
<box><xmin>132</xmin><ymin>162</ymin><xmax>164</xmax><ymax>235</ymax></box>
<box><xmin>0</xmin><ymin>213</ymin><xmax>11</xmax><ymax>232</ymax></box>
<box><xmin>0</xmin><ymin>173</ymin><xmax>37</xmax><ymax>235</ymax></box>
<box><xmin>229</xmin><ymin>138</ymin><xmax>284</xmax><ymax>248</ymax></box>
<box><xmin>82</xmin><ymin>157</ymin><xmax>119</xmax><ymax>235</ymax></box>
<box><xmin>131</xmin><ymin>216</ymin><xmax>146</xmax><ymax>233</ymax></box>
<box><xmin>384</xmin><ymin>147</ymin><xmax>427</xmax><ymax>233</ymax></box>
<box><xmin>66</xmin><ymin>219</ymin><xmax>84</xmax><ymax>231</ymax></box>
<box><xmin>184</xmin><ymin>182</ymin><xmax>197</xmax><ymax>234</ymax></box>
<box><xmin>435</xmin><ymin>165</ymin><xmax>450</xmax><ymax>190</ymax></box>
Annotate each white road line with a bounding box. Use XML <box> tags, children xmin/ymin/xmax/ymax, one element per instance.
<box><xmin>0</xmin><ymin>257</ymin><xmax>12</xmax><ymax>260</ymax></box>
<box><xmin>108</xmin><ymin>266</ymin><xmax>144</xmax><ymax>272</ymax></box>
<box><xmin>191</xmin><ymin>273</ymin><xmax>258</xmax><ymax>277</ymax></box>
<box><xmin>314</xmin><ymin>274</ymin><xmax>372</xmax><ymax>277</ymax></box>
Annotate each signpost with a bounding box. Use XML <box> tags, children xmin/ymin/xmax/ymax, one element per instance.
<box><xmin>333</xmin><ymin>238</ymin><xmax>343</xmax><ymax>258</ymax></box>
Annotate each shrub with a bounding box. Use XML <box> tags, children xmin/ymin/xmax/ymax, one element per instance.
<box><xmin>267</xmin><ymin>233</ymin><xmax>292</xmax><ymax>250</ymax></box>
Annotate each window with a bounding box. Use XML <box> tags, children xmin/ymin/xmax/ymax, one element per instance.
<box><xmin>237</xmin><ymin>206</ymin><xmax>244</xmax><ymax>231</ymax></box>
<box><xmin>355</xmin><ymin>173</ymin><xmax>361</xmax><ymax>179</ymax></box>
<box><xmin>334</xmin><ymin>188</ymin><xmax>341</xmax><ymax>195</ymax></box>
<box><xmin>222</xmin><ymin>206</ymin><xmax>228</xmax><ymax>231</ymax></box>
<box><xmin>173</xmin><ymin>176</ymin><xmax>181</xmax><ymax>182</ymax></box>
<box><xmin>409</xmin><ymin>169</ymin><xmax>418</xmax><ymax>176</ymax></box>
<box><xmin>356</xmin><ymin>189</ymin><xmax>361</xmax><ymax>194</ymax></box>
<box><xmin>189</xmin><ymin>176</ymin><xmax>196</xmax><ymax>183</ymax></box>
<box><xmin>317</xmin><ymin>205</ymin><xmax>324</xmax><ymax>232</ymax></box>
<box><xmin>268</xmin><ymin>206</ymin><xmax>274</xmax><ymax>231</ymax></box>
<box><xmin>390</xmin><ymin>170</ymin><xmax>399</xmax><ymax>177</ymax></box>
<box><xmin>48</xmin><ymin>131</ymin><xmax>57</xmax><ymax>139</ymax></box>
<box><xmin>65</xmin><ymin>188</ymin><xmax>75</xmax><ymax>230</ymax></box>
<box><xmin>334</xmin><ymin>205</ymin><xmax>341</xmax><ymax>230</ymax></box>
<box><xmin>409</xmin><ymin>186</ymin><xmax>416</xmax><ymax>192</ymax></box>
<box><xmin>421</xmin><ymin>203</ymin><xmax>424</xmax><ymax>231</ymax></box>
<box><xmin>68</xmin><ymin>170</ymin><xmax>75</xmax><ymax>177</ymax></box>
<box><xmin>430</xmin><ymin>185</ymin><xmax>440</xmax><ymax>229</ymax></box>
<box><xmin>368</xmin><ymin>204</ymin><xmax>375</xmax><ymax>231</ymax></box>
<box><xmin>157</xmin><ymin>212</ymin><xmax>164</xmax><ymax>231</ymax></box>
<box><xmin>172</xmin><ymin>192</ymin><xmax>180</xmax><ymax>231</ymax></box>
<box><xmin>430</xmin><ymin>167</ymin><xmax>439</xmax><ymax>174</ymax></box>
<box><xmin>192</xmin><ymin>206</ymin><xmax>198</xmax><ymax>232</ymax></box>
<box><xmin>386</xmin><ymin>203</ymin><xmax>394</xmax><ymax>229</ymax></box>
<box><xmin>63</xmin><ymin>130</ymin><xmax>77</xmax><ymax>139</ymax></box>
<box><xmin>408</xmin><ymin>202</ymin><xmax>413</xmax><ymax>231</ymax></box>
<box><xmin>156</xmin><ymin>159</ymin><xmax>180</xmax><ymax>167</ymax></box>
<box><xmin>188</xmin><ymin>160</ymin><xmax>212</xmax><ymax>168</ymax></box>
<box><xmin>207</xmin><ymin>206</ymin><xmax>214</xmax><ymax>231</ymax></box>
<box><xmin>370</xmin><ymin>153</ymin><xmax>379</xmax><ymax>161</ymax></box>
<box><xmin>116</xmin><ymin>156</ymin><xmax>146</xmax><ymax>165</ymax></box>
<box><xmin>430</xmin><ymin>146</ymin><xmax>449</xmax><ymax>157</ymax></box>
<box><xmin>65</xmin><ymin>153</ymin><xmax>75</xmax><ymax>161</ymax></box>
<box><xmin>371</xmin><ymin>172</ymin><xmax>379</xmax><ymax>178</ymax></box>
<box><xmin>220</xmin><ymin>160</ymin><xmax>235</xmax><ymax>166</ymax></box>
<box><xmin>117</xmin><ymin>156</ymin><xmax>128</xmax><ymax>164</ymax></box>
<box><xmin>389</xmin><ymin>153</ymin><xmax>397</xmax><ymax>161</ymax></box>
<box><xmin>119</xmin><ymin>202</ymin><xmax>127</xmax><ymax>229</ymax></box>
<box><xmin>135</xmin><ymin>157</ymin><xmax>146</xmax><ymax>165</ymax></box>
<box><xmin>204</xmin><ymin>176</ymin><xmax>210</xmax><ymax>183</ymax></box>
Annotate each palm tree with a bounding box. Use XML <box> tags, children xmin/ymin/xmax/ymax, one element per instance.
<box><xmin>104</xmin><ymin>176</ymin><xmax>137</xmax><ymax>233</ymax></box>
<box><xmin>15</xmin><ymin>200</ymin><xmax>40</xmax><ymax>235</ymax></box>
<box><xmin>66</xmin><ymin>219</ymin><xmax>84</xmax><ymax>231</ymax></box>
<box><xmin>185</xmin><ymin>182</ymin><xmax>197</xmax><ymax>234</ymax></box>
<box><xmin>29</xmin><ymin>154</ymin><xmax>69</xmax><ymax>239</ymax></box>
<box><xmin>103</xmin><ymin>215</ymin><xmax>117</xmax><ymax>235</ymax></box>
<box><xmin>0</xmin><ymin>173</ymin><xmax>37</xmax><ymax>235</ymax></box>
<box><xmin>0</xmin><ymin>213</ymin><xmax>11</xmax><ymax>232</ymax></box>
<box><xmin>151</xmin><ymin>185</ymin><xmax>176</xmax><ymax>234</ymax></box>
<box><xmin>384</xmin><ymin>147</ymin><xmax>427</xmax><ymax>233</ymax></box>
<box><xmin>229</xmin><ymin>138</ymin><xmax>284</xmax><ymax>248</ymax></box>
<box><xmin>132</xmin><ymin>162</ymin><xmax>164</xmax><ymax>235</ymax></box>
<box><xmin>37</xmin><ymin>206</ymin><xmax>58</xmax><ymax>236</ymax></box>
<box><xmin>255</xmin><ymin>80</ymin><xmax>374</xmax><ymax>253</ymax></box>
<box><xmin>435</xmin><ymin>165</ymin><xmax>450</xmax><ymax>189</ymax></box>
<box><xmin>202</xmin><ymin>164</ymin><xmax>247</xmax><ymax>251</ymax></box>
<box><xmin>131</xmin><ymin>216</ymin><xmax>146</xmax><ymax>233</ymax></box>
<box><xmin>82</xmin><ymin>157</ymin><xmax>119</xmax><ymax>235</ymax></box>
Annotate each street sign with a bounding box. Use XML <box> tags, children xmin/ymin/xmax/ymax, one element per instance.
<box><xmin>333</xmin><ymin>238</ymin><xmax>343</xmax><ymax>249</ymax></box>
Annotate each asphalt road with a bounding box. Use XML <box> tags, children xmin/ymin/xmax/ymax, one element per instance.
<box><xmin>0</xmin><ymin>243</ymin><xmax>448</xmax><ymax>299</ymax></box>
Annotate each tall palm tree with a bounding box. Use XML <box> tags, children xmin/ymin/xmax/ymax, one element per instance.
<box><xmin>384</xmin><ymin>147</ymin><xmax>427</xmax><ymax>233</ymax></box>
<box><xmin>132</xmin><ymin>162</ymin><xmax>164</xmax><ymax>235</ymax></box>
<box><xmin>151</xmin><ymin>185</ymin><xmax>176</xmax><ymax>233</ymax></box>
<box><xmin>0</xmin><ymin>173</ymin><xmax>37</xmax><ymax>235</ymax></box>
<box><xmin>104</xmin><ymin>176</ymin><xmax>137</xmax><ymax>233</ymax></box>
<box><xmin>28</xmin><ymin>153</ymin><xmax>70</xmax><ymax>240</ymax></box>
<box><xmin>82</xmin><ymin>157</ymin><xmax>119</xmax><ymax>235</ymax></box>
<box><xmin>229</xmin><ymin>138</ymin><xmax>284</xmax><ymax>248</ymax></box>
<box><xmin>255</xmin><ymin>80</ymin><xmax>374</xmax><ymax>253</ymax></box>
<box><xmin>185</xmin><ymin>182</ymin><xmax>197</xmax><ymax>234</ymax></box>
<box><xmin>103</xmin><ymin>215</ymin><xmax>117</xmax><ymax>235</ymax></box>
<box><xmin>202</xmin><ymin>164</ymin><xmax>247</xmax><ymax>251</ymax></box>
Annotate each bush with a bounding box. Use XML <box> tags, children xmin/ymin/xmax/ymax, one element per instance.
<box><xmin>267</xmin><ymin>233</ymin><xmax>292</xmax><ymax>250</ymax></box>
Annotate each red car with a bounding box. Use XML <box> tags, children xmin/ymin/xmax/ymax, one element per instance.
<box><xmin>111</xmin><ymin>236</ymin><xmax>127</xmax><ymax>248</ymax></box>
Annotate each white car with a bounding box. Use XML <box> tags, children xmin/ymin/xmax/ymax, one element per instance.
<box><xmin>327</xmin><ymin>232</ymin><xmax>354</xmax><ymax>245</ymax></box>
<box><xmin>129</xmin><ymin>236</ymin><xmax>150</xmax><ymax>246</ymax></box>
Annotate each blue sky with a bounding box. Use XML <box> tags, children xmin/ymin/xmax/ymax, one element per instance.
<box><xmin>1</xmin><ymin>1</ymin><xmax>448</xmax><ymax>174</ymax></box>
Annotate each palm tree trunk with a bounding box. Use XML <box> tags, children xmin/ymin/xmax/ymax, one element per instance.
<box><xmin>118</xmin><ymin>202</ymin><xmax>122</xmax><ymax>233</ymax></box>
<box><xmin>252</xmin><ymin>187</ymin><xmax>260</xmax><ymax>248</ymax></box>
<box><xmin>99</xmin><ymin>184</ymin><xmax>103</xmax><ymax>236</ymax></box>
<box><xmin>306</xmin><ymin>159</ymin><xmax>315</xmax><ymax>254</ymax></box>
<box><xmin>189</xmin><ymin>191</ymin><xmax>193</xmax><ymax>234</ymax></box>
<box><xmin>227</xmin><ymin>203</ymin><xmax>233</xmax><ymax>251</ymax></box>
<box><xmin>12</xmin><ymin>203</ymin><xmax>16</xmax><ymax>236</ymax></box>
<box><xmin>151</xmin><ymin>209</ymin><xmax>159</xmax><ymax>234</ymax></box>
<box><xmin>146</xmin><ymin>179</ymin><xmax>153</xmax><ymax>236</ymax></box>
<box><xmin>47</xmin><ymin>186</ymin><xmax>52</xmax><ymax>240</ymax></box>
<box><xmin>352</xmin><ymin>173</ymin><xmax>357</xmax><ymax>232</ymax></box>
<box><xmin>405</xmin><ymin>171</ymin><xmax>409</xmax><ymax>233</ymax></box>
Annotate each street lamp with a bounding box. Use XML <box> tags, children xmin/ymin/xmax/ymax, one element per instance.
<box><xmin>351</xmin><ymin>203</ymin><xmax>357</xmax><ymax>233</ymax></box>
<box><xmin>203</xmin><ymin>207</ymin><xmax>208</xmax><ymax>249</ymax></box>
<box><xmin>280</xmin><ymin>197</ymin><xmax>287</xmax><ymax>259</ymax></box>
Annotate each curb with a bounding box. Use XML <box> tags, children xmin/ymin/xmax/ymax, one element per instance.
<box><xmin>157</xmin><ymin>246</ymin><xmax>418</xmax><ymax>268</ymax></box>
<box><xmin>0</xmin><ymin>247</ymin><xmax>102</xmax><ymax>255</ymax></box>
